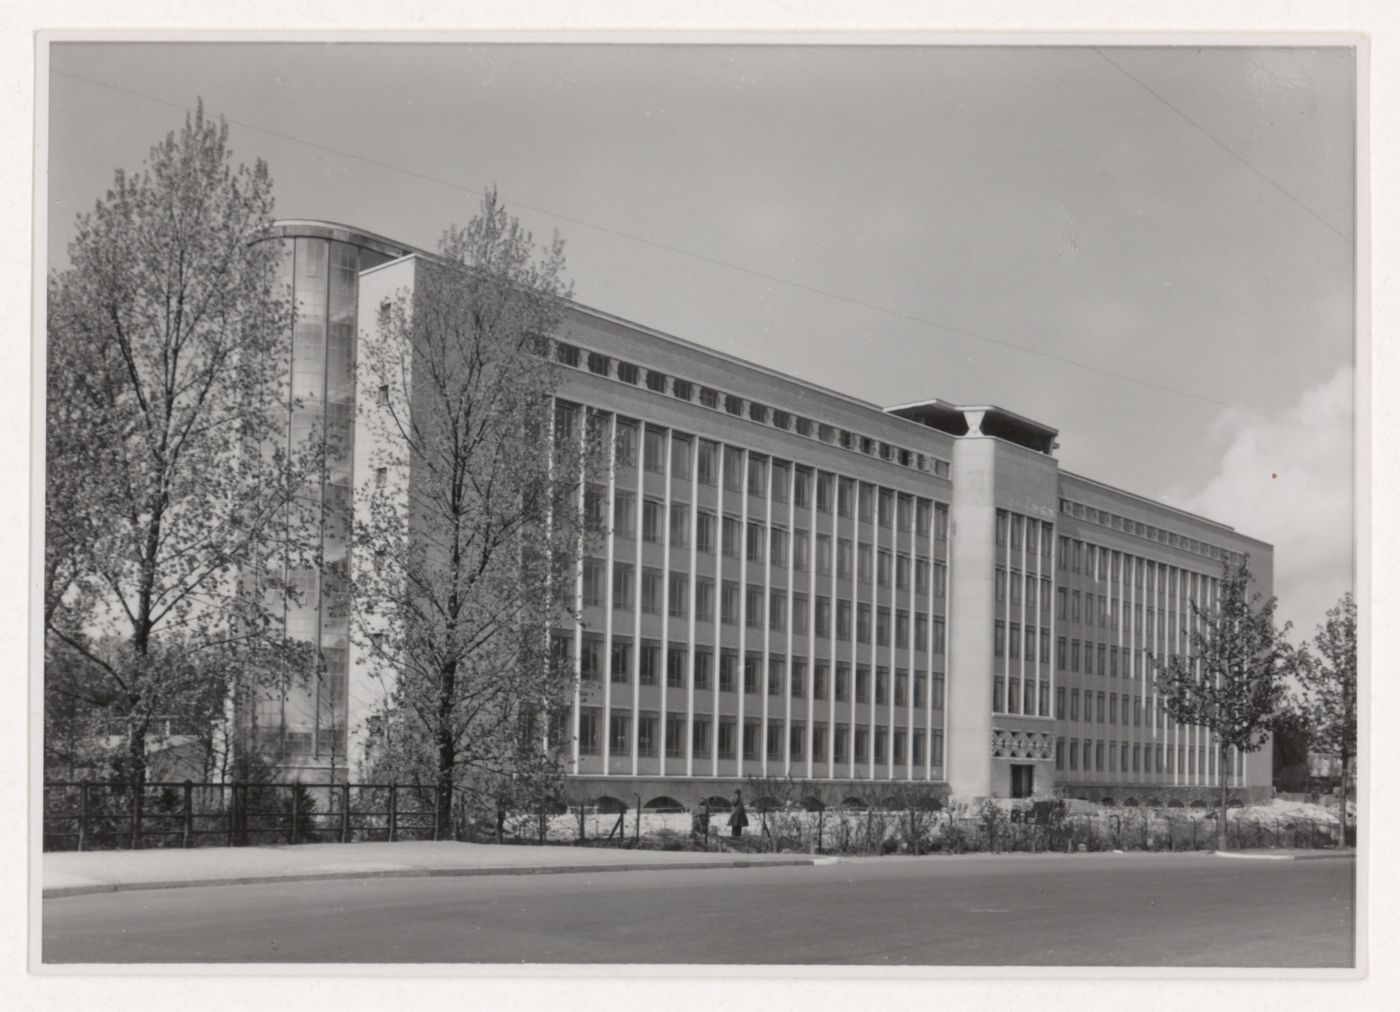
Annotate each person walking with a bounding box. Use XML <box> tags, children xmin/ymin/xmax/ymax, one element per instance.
<box><xmin>728</xmin><ymin>790</ymin><xmax>749</xmax><ymax>839</ymax></box>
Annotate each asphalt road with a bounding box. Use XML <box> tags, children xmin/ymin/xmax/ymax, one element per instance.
<box><xmin>42</xmin><ymin>852</ymin><xmax>1355</xmax><ymax>966</ymax></box>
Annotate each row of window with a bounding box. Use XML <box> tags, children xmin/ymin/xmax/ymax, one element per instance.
<box><xmin>583</xmin><ymin>565</ymin><xmax>948</xmax><ymax>645</ymax></box>
<box><xmin>1055</xmin><ymin>737</ymin><xmax>1224</xmax><ymax>778</ymax></box>
<box><xmin>567</xmin><ymin>636</ymin><xmax>948</xmax><ymax>706</ymax></box>
<box><xmin>584</xmin><ymin>499</ymin><xmax>949</xmax><ymax>585</ymax></box>
<box><xmin>991</xmin><ymin>676</ymin><xmax>1051</xmax><ymax>717</ymax></box>
<box><xmin>1059</xmin><ymin>497</ymin><xmax>1244</xmax><ymax>566</ymax></box>
<box><xmin>554</xmin><ymin>340</ymin><xmax>953</xmax><ymax>480</ymax></box>
<box><xmin>586</xmin><ymin>471</ymin><xmax>950</xmax><ymax>544</ymax></box>
<box><xmin>576</xmin><ymin>708</ymin><xmax>946</xmax><ymax>766</ymax></box>
<box><xmin>1053</xmin><ymin>686</ymin><xmax>1149</xmax><ymax>727</ymax></box>
<box><xmin>1056</xmin><ymin>637</ymin><xmax>1139</xmax><ymax>678</ymax></box>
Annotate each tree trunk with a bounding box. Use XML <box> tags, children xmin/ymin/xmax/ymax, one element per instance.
<box><xmin>1338</xmin><ymin>754</ymin><xmax>1349</xmax><ymax>847</ymax></box>
<box><xmin>1218</xmin><ymin>764</ymin><xmax>1229</xmax><ymax>852</ymax></box>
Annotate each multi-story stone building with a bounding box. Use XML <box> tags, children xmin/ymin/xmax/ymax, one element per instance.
<box><xmin>254</xmin><ymin>219</ymin><xmax>1275</xmax><ymax>806</ymax></box>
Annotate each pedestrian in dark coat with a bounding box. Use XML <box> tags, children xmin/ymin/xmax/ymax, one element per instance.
<box><xmin>728</xmin><ymin>790</ymin><xmax>749</xmax><ymax>838</ymax></box>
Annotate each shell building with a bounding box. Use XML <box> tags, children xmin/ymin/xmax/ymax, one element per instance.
<box><xmin>249</xmin><ymin>219</ymin><xmax>1276</xmax><ymax>810</ymax></box>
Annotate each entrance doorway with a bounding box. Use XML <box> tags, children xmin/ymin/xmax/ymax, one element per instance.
<box><xmin>1010</xmin><ymin>764</ymin><xmax>1034</xmax><ymax>799</ymax></box>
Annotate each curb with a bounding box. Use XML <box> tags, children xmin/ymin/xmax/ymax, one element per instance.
<box><xmin>43</xmin><ymin>856</ymin><xmax>824</xmax><ymax>900</ymax></box>
<box><xmin>1212</xmin><ymin>850</ymin><xmax>1355</xmax><ymax>862</ymax></box>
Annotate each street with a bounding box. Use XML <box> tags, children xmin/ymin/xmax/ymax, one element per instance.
<box><xmin>42</xmin><ymin>852</ymin><xmax>1355</xmax><ymax>966</ymax></box>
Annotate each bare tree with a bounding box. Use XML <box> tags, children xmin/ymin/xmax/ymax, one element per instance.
<box><xmin>353</xmin><ymin>188</ymin><xmax>602</xmax><ymax>836</ymax></box>
<box><xmin>1293</xmin><ymin>593</ymin><xmax>1357</xmax><ymax>844</ymax></box>
<box><xmin>45</xmin><ymin>100</ymin><xmax>318</xmax><ymax>787</ymax></box>
<box><xmin>1149</xmin><ymin>557</ymin><xmax>1291</xmax><ymax>851</ymax></box>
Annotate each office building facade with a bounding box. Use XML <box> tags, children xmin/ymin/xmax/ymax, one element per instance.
<box><xmin>257</xmin><ymin>220</ymin><xmax>1275</xmax><ymax>805</ymax></box>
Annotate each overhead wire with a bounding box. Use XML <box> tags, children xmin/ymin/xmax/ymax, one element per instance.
<box><xmin>50</xmin><ymin>66</ymin><xmax>1351</xmax><ymax>436</ymax></box>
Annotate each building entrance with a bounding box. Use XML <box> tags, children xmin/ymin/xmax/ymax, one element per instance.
<box><xmin>1010</xmin><ymin>764</ymin><xmax>1034</xmax><ymax>799</ymax></box>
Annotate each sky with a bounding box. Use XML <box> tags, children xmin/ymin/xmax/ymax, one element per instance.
<box><xmin>42</xmin><ymin>41</ymin><xmax>1357</xmax><ymax>635</ymax></box>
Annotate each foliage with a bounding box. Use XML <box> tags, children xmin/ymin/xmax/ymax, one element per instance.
<box><xmin>352</xmin><ymin>188</ymin><xmax>604</xmax><ymax>835</ymax></box>
<box><xmin>45</xmin><ymin>99</ymin><xmax>319</xmax><ymax>783</ymax></box>
<box><xmin>1292</xmin><ymin>593</ymin><xmax>1357</xmax><ymax>841</ymax></box>
<box><xmin>1149</xmin><ymin>558</ymin><xmax>1291</xmax><ymax>850</ymax></box>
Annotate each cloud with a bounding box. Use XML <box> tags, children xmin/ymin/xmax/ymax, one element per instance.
<box><xmin>1162</xmin><ymin>365</ymin><xmax>1354</xmax><ymax>637</ymax></box>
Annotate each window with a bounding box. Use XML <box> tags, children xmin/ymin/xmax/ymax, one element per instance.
<box><xmin>639</xmin><ymin>641</ymin><xmax>660</xmax><ymax>685</ymax></box>
<box><xmin>874</xmin><ymin>728</ymin><xmax>888</xmax><ymax>763</ymax></box>
<box><xmin>748</xmin><ymin>456</ymin><xmax>768</xmax><ymax>498</ymax></box>
<box><xmin>858</xmin><ymin>543</ymin><xmax>873</xmax><ymax>583</ymax></box>
<box><xmin>693</xmin><ymin>719</ymin><xmax>711</xmax><ymax>757</ymax></box>
<box><xmin>854</xmin><ymin>727</ymin><xmax>869</xmax><ymax>761</ymax></box>
<box><xmin>669</xmin><ymin>503</ymin><xmax>689</xmax><ymax>548</ymax></box>
<box><xmin>746</xmin><ymin>585</ymin><xmax>764</xmax><ymax>628</ymax></box>
<box><xmin>835</xmin><ymin>665</ymin><xmax>850</xmax><ymax>702</ymax></box>
<box><xmin>858</xmin><ymin>484</ymin><xmax>874</xmax><ymax>524</ymax></box>
<box><xmin>813</xmin><ymin>663</ymin><xmax>828</xmax><ymax>700</ymax></box>
<box><xmin>668</xmin><ymin>575</ymin><xmax>688</xmax><ymax>619</ymax></box>
<box><xmin>767</xmin><ymin>720</ymin><xmax>783</xmax><ymax>760</ymax></box>
<box><xmin>857</xmin><ymin>604</ymin><xmax>872</xmax><ymax>644</ymax></box>
<box><xmin>697</xmin><ymin>441</ymin><xmax>717</xmax><ymax>485</ymax></box>
<box><xmin>855</xmin><ymin>667</ymin><xmax>870</xmax><ymax>703</ymax></box>
<box><xmin>767</xmin><ymin>656</ymin><xmax>785</xmax><ymax>696</ymax></box>
<box><xmin>895</xmin><ymin>670</ymin><xmax>908</xmax><ymax>706</ymax></box>
<box><xmin>699</xmin><ymin>386</ymin><xmax>719</xmax><ymax>409</ymax></box>
<box><xmin>693</xmin><ymin>649</ymin><xmax>712</xmax><ymax>690</ymax></box>
<box><xmin>638</xmin><ymin>715</ymin><xmax>657</xmax><ymax>757</ymax></box>
<box><xmin>792</xmin><ymin>594</ymin><xmax>808</xmax><ymax>634</ymax></box>
<box><xmin>875</xmin><ymin>668</ymin><xmax>888</xmax><ymax>704</ymax></box>
<box><xmin>744</xmin><ymin>653</ymin><xmax>761</xmax><ymax>694</ymax></box>
<box><xmin>1055</xmin><ymin>738</ymin><xmax>1065</xmax><ymax>771</ymax></box>
<box><xmin>878</xmin><ymin>489</ymin><xmax>894</xmax><ymax>528</ymax></box>
<box><xmin>896</xmin><ymin>609</ymin><xmax>910</xmax><ymax>644</ymax></box>
<box><xmin>720</xmin><ymin>650</ymin><xmax>738</xmax><ymax>693</ymax></box>
<box><xmin>610</xmin><ymin>714</ymin><xmax>629</xmax><ymax>754</ymax></box>
<box><xmin>641</xmin><ymin>568</ymin><xmax>662</xmax><ymax>613</ymax></box>
<box><xmin>793</xmin><ymin>529</ymin><xmax>809</xmax><ymax>572</ymax></box>
<box><xmin>813</xmin><ymin>724</ymin><xmax>827</xmax><ymax>761</ymax></box>
<box><xmin>610</xmin><ymin>639</ymin><xmax>631</xmax><ymax>683</ymax></box>
<box><xmin>721</xmin><ymin>581</ymin><xmax>739</xmax><ymax>625</ymax></box>
<box><xmin>722</xmin><ymin>516</ymin><xmax>742</xmax><ymax>559</ymax></box>
<box><xmin>695</xmin><ymin>578</ymin><xmax>714</xmax><ymax>622</ymax></box>
<box><xmin>642</xmin><ymin>499</ymin><xmax>664</xmax><ymax>543</ymax></box>
<box><xmin>876</xmin><ymin>607</ymin><xmax>890</xmax><ymax>646</ymax></box>
<box><xmin>671</xmin><ymin>434</ymin><xmax>692</xmax><ymax>476</ymax></box>
<box><xmin>791</xmin><ymin>659</ymin><xmax>806</xmax><ymax>698</ymax></box>
<box><xmin>878</xmin><ymin>549</ymin><xmax>892</xmax><ymax>587</ymax></box>
<box><xmin>645</xmin><ymin>370</ymin><xmax>667</xmax><ymax>394</ymax></box>
<box><xmin>1069</xmin><ymin>739</ymin><xmax>1079</xmax><ymax>771</ymax></box>
<box><xmin>934</xmin><ymin>561</ymin><xmax>947</xmax><ymax>596</ymax></box>
<box><xmin>933</xmin><ymin>617</ymin><xmax>946</xmax><ymax>653</ymax></box>
<box><xmin>769</xmin><ymin>590</ymin><xmax>787</xmax><ymax>632</ymax></box>
<box><xmin>772</xmin><ymin>461</ymin><xmax>790</xmax><ymax>501</ymax></box>
<box><xmin>770</xmin><ymin>527</ymin><xmax>788</xmax><ymax>567</ymax></box>
<box><xmin>837</xmin><ymin>599</ymin><xmax>852</xmax><ymax>641</ymax></box>
<box><xmin>838</xmin><ymin>539</ymin><xmax>853</xmax><ymax>579</ymax></box>
<box><xmin>582</xmin><ymin>558</ymin><xmax>604</xmax><ymax>607</ymax></box>
<box><xmin>1070</xmin><ymin>689</ymin><xmax>1080</xmax><ymax>721</ymax></box>
<box><xmin>672</xmin><ymin>379</ymin><xmax>693</xmax><ymax>402</ymax></box>
<box><xmin>816</xmin><ymin>534</ymin><xmax>833</xmax><ymax>575</ymax></box>
<box><xmin>994</xmin><ymin>620</ymin><xmax>1005</xmax><ymax>658</ymax></box>
<box><xmin>743</xmin><ymin>721</ymin><xmax>760</xmax><ymax>760</ymax></box>
<box><xmin>718</xmin><ymin>720</ymin><xmax>736</xmax><ymax>759</ymax></box>
<box><xmin>667</xmin><ymin>645</ymin><xmax>687</xmax><ymax>688</ymax></box>
<box><xmin>915</xmin><ymin>612</ymin><xmax>928</xmax><ymax>649</ymax></box>
<box><xmin>613</xmin><ymin>563</ymin><xmax>634</xmax><ymax>610</ymax></box>
<box><xmin>793</xmin><ymin>469</ymin><xmax>811</xmax><ymax>507</ymax></box>
<box><xmin>580</xmin><ymin>635</ymin><xmax>603</xmax><ymax>680</ymax></box>
<box><xmin>579</xmin><ymin>708</ymin><xmax>601</xmax><ymax>754</ymax></box>
<box><xmin>838</xmin><ymin>478</ymin><xmax>854</xmax><ymax>518</ymax></box>
<box><xmin>747</xmin><ymin>521</ymin><xmax>765</xmax><ymax>564</ymax></box>
<box><xmin>615</xmin><ymin>422</ymin><xmax>638</xmax><ymax>467</ymax></box>
<box><xmin>1056</xmin><ymin>686</ymin><xmax>1066</xmax><ymax>719</ymax></box>
<box><xmin>723</xmin><ymin>448</ymin><xmax>743</xmax><ymax>491</ymax></box>
<box><xmin>896</xmin><ymin>554</ymin><xmax>910</xmax><ymax>590</ymax></box>
<box><xmin>789</xmin><ymin>723</ymin><xmax>806</xmax><ymax>761</ymax></box>
<box><xmin>816</xmin><ymin>473</ymin><xmax>833</xmax><ymax>513</ymax></box>
<box><xmin>613</xmin><ymin>491</ymin><xmax>636</xmax><ymax>538</ymax></box>
<box><xmin>696</xmin><ymin>511</ymin><xmax>716</xmax><ymax>553</ymax></box>
<box><xmin>374</xmin><ymin>467</ymin><xmax>387</xmax><ymax>488</ymax></box>
<box><xmin>931</xmin><ymin>673</ymin><xmax>945</xmax><ymax>710</ymax></box>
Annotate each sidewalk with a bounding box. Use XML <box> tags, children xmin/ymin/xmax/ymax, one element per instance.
<box><xmin>42</xmin><ymin>841</ymin><xmax>825</xmax><ymax>899</ymax></box>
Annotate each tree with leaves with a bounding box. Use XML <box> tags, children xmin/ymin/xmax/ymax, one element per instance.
<box><xmin>45</xmin><ymin>100</ymin><xmax>319</xmax><ymax>787</ymax></box>
<box><xmin>1292</xmin><ymin>592</ymin><xmax>1357</xmax><ymax>844</ymax></box>
<box><xmin>353</xmin><ymin>188</ymin><xmax>603</xmax><ymax>837</ymax></box>
<box><xmin>1150</xmin><ymin>558</ymin><xmax>1291</xmax><ymax>851</ymax></box>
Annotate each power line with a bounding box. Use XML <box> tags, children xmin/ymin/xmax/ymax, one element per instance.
<box><xmin>1090</xmin><ymin>47</ymin><xmax>1353</xmax><ymax>245</ymax></box>
<box><xmin>51</xmin><ymin>67</ymin><xmax>1349</xmax><ymax>436</ymax></box>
